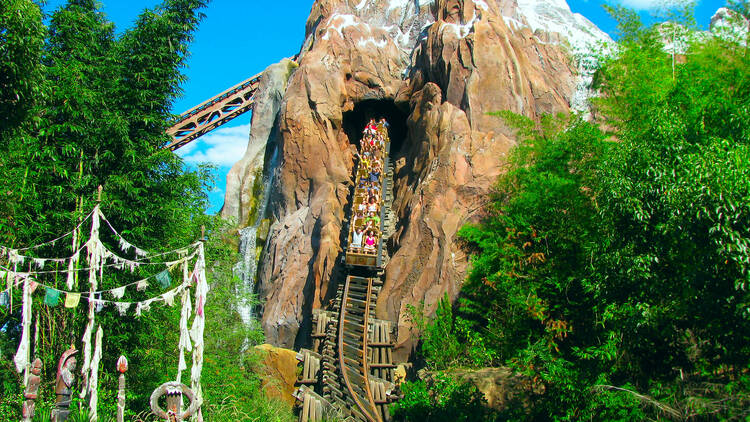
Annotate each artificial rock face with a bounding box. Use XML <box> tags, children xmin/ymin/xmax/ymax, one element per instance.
<box><xmin>226</xmin><ymin>0</ymin><xmax>610</xmax><ymax>359</ymax></box>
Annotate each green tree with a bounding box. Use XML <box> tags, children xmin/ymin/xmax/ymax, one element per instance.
<box><xmin>591</xmin><ymin>5</ymin><xmax>750</xmax><ymax>416</ymax></box>
<box><xmin>407</xmin><ymin>5</ymin><xmax>750</xmax><ymax>419</ymax></box>
<box><xmin>456</xmin><ymin>114</ymin><xmax>611</xmax><ymax>419</ymax></box>
<box><xmin>0</xmin><ymin>0</ymin><xmax>221</xmax><ymax>418</ymax></box>
<box><xmin>391</xmin><ymin>373</ymin><xmax>493</xmax><ymax>422</ymax></box>
<box><xmin>0</xmin><ymin>0</ymin><xmax>46</xmax><ymax>250</ymax></box>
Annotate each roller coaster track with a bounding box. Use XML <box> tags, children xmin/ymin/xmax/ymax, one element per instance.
<box><xmin>164</xmin><ymin>72</ymin><xmax>263</xmax><ymax>151</ymax></box>
<box><xmin>293</xmin><ymin>123</ymin><xmax>398</xmax><ymax>422</ymax></box>
<box><xmin>295</xmin><ymin>277</ymin><xmax>397</xmax><ymax>422</ymax></box>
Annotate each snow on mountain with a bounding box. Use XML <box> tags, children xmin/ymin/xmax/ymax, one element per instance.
<box><xmin>505</xmin><ymin>0</ymin><xmax>611</xmax><ymax>54</ymax></box>
<box><xmin>501</xmin><ymin>0</ymin><xmax>612</xmax><ymax>112</ymax></box>
<box><xmin>311</xmin><ymin>0</ymin><xmax>613</xmax><ymax>112</ymax></box>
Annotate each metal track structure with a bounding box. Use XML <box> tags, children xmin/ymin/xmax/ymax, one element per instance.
<box><xmin>164</xmin><ymin>72</ymin><xmax>263</xmax><ymax>151</ymax></box>
<box><xmin>294</xmin><ymin>122</ymin><xmax>398</xmax><ymax>422</ymax></box>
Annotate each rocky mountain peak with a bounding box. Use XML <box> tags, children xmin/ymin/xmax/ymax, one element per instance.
<box><xmin>508</xmin><ymin>0</ymin><xmax>610</xmax><ymax>53</ymax></box>
<box><xmin>225</xmin><ymin>0</ymin><xmax>614</xmax><ymax>357</ymax></box>
<box><xmin>300</xmin><ymin>0</ymin><xmax>434</xmax><ymax>54</ymax></box>
<box><xmin>299</xmin><ymin>0</ymin><xmax>611</xmax><ymax>58</ymax></box>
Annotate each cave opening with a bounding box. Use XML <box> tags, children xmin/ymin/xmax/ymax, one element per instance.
<box><xmin>342</xmin><ymin>99</ymin><xmax>408</xmax><ymax>154</ymax></box>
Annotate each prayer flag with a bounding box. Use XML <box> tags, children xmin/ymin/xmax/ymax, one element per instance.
<box><xmin>0</xmin><ymin>291</ymin><xmax>9</xmax><ymax>308</ymax></box>
<box><xmin>110</xmin><ymin>286</ymin><xmax>126</xmax><ymax>299</ymax></box>
<box><xmin>136</xmin><ymin>300</ymin><xmax>152</xmax><ymax>317</ymax></box>
<box><xmin>156</xmin><ymin>270</ymin><xmax>171</xmax><ymax>289</ymax></box>
<box><xmin>136</xmin><ymin>280</ymin><xmax>148</xmax><ymax>292</ymax></box>
<box><xmin>94</xmin><ymin>294</ymin><xmax>105</xmax><ymax>313</ymax></box>
<box><xmin>64</xmin><ymin>292</ymin><xmax>81</xmax><ymax>308</ymax></box>
<box><xmin>163</xmin><ymin>290</ymin><xmax>177</xmax><ymax>307</ymax></box>
<box><xmin>44</xmin><ymin>288</ymin><xmax>61</xmax><ymax>306</ymax></box>
<box><xmin>115</xmin><ymin>302</ymin><xmax>130</xmax><ymax>316</ymax></box>
<box><xmin>196</xmin><ymin>295</ymin><xmax>204</xmax><ymax>317</ymax></box>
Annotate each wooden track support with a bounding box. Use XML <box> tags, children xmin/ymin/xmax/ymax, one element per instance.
<box><xmin>164</xmin><ymin>73</ymin><xmax>262</xmax><ymax>150</ymax></box>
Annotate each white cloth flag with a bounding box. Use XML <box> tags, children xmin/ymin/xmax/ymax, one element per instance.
<box><xmin>177</xmin><ymin>289</ymin><xmax>192</xmax><ymax>380</ymax></box>
<box><xmin>190</xmin><ymin>244</ymin><xmax>208</xmax><ymax>407</ymax></box>
<box><xmin>115</xmin><ymin>302</ymin><xmax>130</xmax><ymax>316</ymax></box>
<box><xmin>79</xmin><ymin>320</ymin><xmax>93</xmax><ymax>399</ymax></box>
<box><xmin>65</xmin><ymin>252</ymin><xmax>79</xmax><ymax>290</ymax></box>
<box><xmin>118</xmin><ymin>237</ymin><xmax>133</xmax><ymax>252</ymax></box>
<box><xmin>80</xmin><ymin>207</ymin><xmax>101</xmax><ymax>399</ymax></box>
<box><xmin>163</xmin><ymin>289</ymin><xmax>178</xmax><ymax>307</ymax></box>
<box><xmin>135</xmin><ymin>299</ymin><xmax>154</xmax><ymax>317</ymax></box>
<box><xmin>88</xmin><ymin>326</ymin><xmax>103</xmax><ymax>421</ymax></box>
<box><xmin>110</xmin><ymin>286</ymin><xmax>126</xmax><ymax>299</ymax></box>
<box><xmin>13</xmin><ymin>277</ymin><xmax>32</xmax><ymax>374</ymax></box>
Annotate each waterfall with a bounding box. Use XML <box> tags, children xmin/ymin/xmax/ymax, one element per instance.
<box><xmin>234</xmin><ymin>147</ymin><xmax>278</xmax><ymax>325</ymax></box>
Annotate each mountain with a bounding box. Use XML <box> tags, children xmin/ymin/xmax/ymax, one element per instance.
<box><xmin>222</xmin><ymin>0</ymin><xmax>611</xmax><ymax>358</ymax></box>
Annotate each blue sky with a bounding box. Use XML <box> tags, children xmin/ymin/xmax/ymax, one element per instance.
<box><xmin>43</xmin><ymin>0</ymin><xmax>725</xmax><ymax>213</ymax></box>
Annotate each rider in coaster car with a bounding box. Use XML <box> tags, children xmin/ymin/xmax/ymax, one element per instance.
<box><xmin>363</xmin><ymin>230</ymin><xmax>378</xmax><ymax>253</ymax></box>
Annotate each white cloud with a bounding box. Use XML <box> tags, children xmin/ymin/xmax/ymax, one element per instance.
<box><xmin>616</xmin><ymin>0</ymin><xmax>694</xmax><ymax>11</ymax></box>
<box><xmin>176</xmin><ymin>123</ymin><xmax>251</xmax><ymax>168</ymax></box>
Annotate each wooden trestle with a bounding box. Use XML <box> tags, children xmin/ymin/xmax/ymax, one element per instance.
<box><xmin>294</xmin><ymin>277</ymin><xmax>397</xmax><ymax>422</ymax></box>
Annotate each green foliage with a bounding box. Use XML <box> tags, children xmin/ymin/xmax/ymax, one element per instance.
<box><xmin>592</xmin><ymin>2</ymin><xmax>750</xmax><ymax>382</ymax></box>
<box><xmin>197</xmin><ymin>220</ymin><xmax>294</xmax><ymax>422</ymax></box>
<box><xmin>407</xmin><ymin>294</ymin><xmax>496</xmax><ymax>370</ymax></box>
<box><xmin>390</xmin><ymin>373</ymin><xmax>493</xmax><ymax>422</ymax></box>
<box><xmin>0</xmin><ymin>0</ymin><xmax>292</xmax><ymax>420</ymax></box>
<box><xmin>455</xmin><ymin>114</ymin><xmax>610</xmax><ymax>420</ymax></box>
<box><xmin>33</xmin><ymin>407</ymin><xmax>52</xmax><ymax>422</ymax></box>
<box><xmin>0</xmin><ymin>0</ymin><xmax>45</xmax><ymax>133</ymax></box>
<box><xmin>404</xmin><ymin>5</ymin><xmax>750</xmax><ymax>420</ymax></box>
<box><xmin>727</xmin><ymin>0</ymin><xmax>750</xmax><ymax>21</ymax></box>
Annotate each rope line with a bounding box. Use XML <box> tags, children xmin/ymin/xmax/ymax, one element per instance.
<box><xmin>2</xmin><ymin>208</ymin><xmax>200</xmax><ymax>262</ymax></box>
<box><xmin>1</xmin><ymin>264</ymin><xmax>193</xmax><ymax>297</ymax></box>
<box><xmin>8</xmin><ymin>208</ymin><xmax>96</xmax><ymax>252</ymax></box>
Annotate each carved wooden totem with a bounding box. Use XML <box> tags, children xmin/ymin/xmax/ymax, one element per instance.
<box><xmin>117</xmin><ymin>355</ymin><xmax>128</xmax><ymax>422</ymax></box>
<box><xmin>150</xmin><ymin>381</ymin><xmax>202</xmax><ymax>422</ymax></box>
<box><xmin>21</xmin><ymin>358</ymin><xmax>42</xmax><ymax>422</ymax></box>
<box><xmin>51</xmin><ymin>347</ymin><xmax>78</xmax><ymax>422</ymax></box>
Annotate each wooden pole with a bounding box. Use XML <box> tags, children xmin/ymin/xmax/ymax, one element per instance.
<box><xmin>117</xmin><ymin>356</ymin><xmax>128</xmax><ymax>422</ymax></box>
<box><xmin>21</xmin><ymin>358</ymin><xmax>42</xmax><ymax>422</ymax></box>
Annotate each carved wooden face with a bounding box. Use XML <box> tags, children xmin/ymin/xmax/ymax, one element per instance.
<box><xmin>65</xmin><ymin>357</ymin><xmax>76</xmax><ymax>372</ymax></box>
<box><xmin>117</xmin><ymin>355</ymin><xmax>129</xmax><ymax>373</ymax></box>
<box><xmin>31</xmin><ymin>359</ymin><xmax>42</xmax><ymax>375</ymax></box>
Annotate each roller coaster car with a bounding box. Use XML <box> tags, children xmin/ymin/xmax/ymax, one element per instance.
<box><xmin>345</xmin><ymin>246</ymin><xmax>384</xmax><ymax>269</ymax></box>
<box><xmin>345</xmin><ymin>123</ymin><xmax>391</xmax><ymax>271</ymax></box>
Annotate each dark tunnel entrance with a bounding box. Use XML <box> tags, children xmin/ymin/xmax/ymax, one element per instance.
<box><xmin>342</xmin><ymin>99</ymin><xmax>408</xmax><ymax>154</ymax></box>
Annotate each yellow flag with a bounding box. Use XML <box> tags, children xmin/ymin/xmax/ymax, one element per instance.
<box><xmin>64</xmin><ymin>292</ymin><xmax>81</xmax><ymax>308</ymax></box>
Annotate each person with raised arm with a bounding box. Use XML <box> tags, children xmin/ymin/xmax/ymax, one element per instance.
<box><xmin>351</xmin><ymin>227</ymin><xmax>364</xmax><ymax>251</ymax></box>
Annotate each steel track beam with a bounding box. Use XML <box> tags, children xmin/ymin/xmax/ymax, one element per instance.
<box><xmin>164</xmin><ymin>72</ymin><xmax>263</xmax><ymax>151</ymax></box>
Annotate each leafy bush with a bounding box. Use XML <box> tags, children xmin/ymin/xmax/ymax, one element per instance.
<box><xmin>406</xmin><ymin>294</ymin><xmax>496</xmax><ymax>370</ymax></box>
<box><xmin>403</xmin><ymin>3</ymin><xmax>750</xmax><ymax>419</ymax></box>
<box><xmin>391</xmin><ymin>373</ymin><xmax>493</xmax><ymax>422</ymax></box>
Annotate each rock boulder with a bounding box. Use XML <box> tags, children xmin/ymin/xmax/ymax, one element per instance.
<box><xmin>254</xmin><ymin>343</ymin><xmax>299</xmax><ymax>407</ymax></box>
